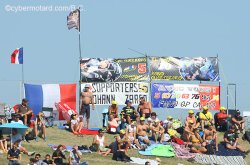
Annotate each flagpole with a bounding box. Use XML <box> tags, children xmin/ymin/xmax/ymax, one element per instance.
<box><xmin>21</xmin><ymin>48</ymin><xmax>24</xmax><ymax>100</ymax></box>
<box><xmin>78</xmin><ymin>8</ymin><xmax>82</xmax><ymax>113</ymax></box>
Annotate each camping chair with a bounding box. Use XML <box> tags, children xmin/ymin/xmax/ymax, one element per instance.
<box><xmin>42</xmin><ymin>107</ymin><xmax>54</xmax><ymax>127</ymax></box>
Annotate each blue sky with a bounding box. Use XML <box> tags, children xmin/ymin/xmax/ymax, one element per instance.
<box><xmin>0</xmin><ymin>1</ymin><xmax>249</xmax><ymax>111</ymax></box>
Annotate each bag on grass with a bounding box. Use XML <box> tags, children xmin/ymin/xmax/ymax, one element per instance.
<box><xmin>89</xmin><ymin>144</ymin><xmax>98</xmax><ymax>152</ymax></box>
<box><xmin>244</xmin><ymin>131</ymin><xmax>250</xmax><ymax>143</ymax></box>
<box><xmin>205</xmin><ymin>144</ymin><xmax>215</xmax><ymax>155</ymax></box>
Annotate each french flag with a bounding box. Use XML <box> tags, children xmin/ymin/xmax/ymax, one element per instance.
<box><xmin>11</xmin><ymin>47</ymin><xmax>23</xmax><ymax>64</ymax></box>
<box><xmin>24</xmin><ymin>83</ymin><xmax>76</xmax><ymax>120</ymax></box>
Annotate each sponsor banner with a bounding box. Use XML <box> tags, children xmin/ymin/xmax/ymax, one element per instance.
<box><xmin>150</xmin><ymin>57</ymin><xmax>220</xmax><ymax>81</ymax></box>
<box><xmin>80</xmin><ymin>57</ymin><xmax>148</xmax><ymax>82</ymax></box>
<box><xmin>152</xmin><ymin>83</ymin><xmax>220</xmax><ymax>110</ymax></box>
<box><xmin>81</xmin><ymin>82</ymin><xmax>149</xmax><ymax>105</ymax></box>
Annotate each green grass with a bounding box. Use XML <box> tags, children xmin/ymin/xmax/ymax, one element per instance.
<box><xmin>1</xmin><ymin>127</ymin><xmax>250</xmax><ymax>164</ymax></box>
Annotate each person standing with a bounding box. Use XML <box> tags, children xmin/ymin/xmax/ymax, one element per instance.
<box><xmin>16</xmin><ymin>98</ymin><xmax>33</xmax><ymax>126</ymax></box>
<box><xmin>137</xmin><ymin>97</ymin><xmax>152</xmax><ymax>119</ymax></box>
<box><xmin>80</xmin><ymin>84</ymin><xmax>94</xmax><ymax>129</ymax></box>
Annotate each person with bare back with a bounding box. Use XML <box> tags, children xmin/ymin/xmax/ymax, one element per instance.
<box><xmin>80</xmin><ymin>84</ymin><xmax>95</xmax><ymax>129</ymax></box>
<box><xmin>137</xmin><ymin>97</ymin><xmax>152</xmax><ymax>119</ymax></box>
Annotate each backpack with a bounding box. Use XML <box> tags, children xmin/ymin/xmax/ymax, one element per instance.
<box><xmin>243</xmin><ymin>131</ymin><xmax>250</xmax><ymax>143</ymax></box>
<box><xmin>89</xmin><ymin>144</ymin><xmax>98</xmax><ymax>152</ymax></box>
<box><xmin>25</xmin><ymin>131</ymin><xmax>35</xmax><ymax>141</ymax></box>
<box><xmin>205</xmin><ymin>144</ymin><xmax>215</xmax><ymax>155</ymax></box>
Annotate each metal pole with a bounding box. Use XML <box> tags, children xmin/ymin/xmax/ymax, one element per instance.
<box><xmin>227</xmin><ymin>84</ymin><xmax>229</xmax><ymax>115</ymax></box>
<box><xmin>235</xmin><ymin>84</ymin><xmax>237</xmax><ymax>110</ymax></box>
<box><xmin>78</xmin><ymin>8</ymin><xmax>82</xmax><ymax>113</ymax></box>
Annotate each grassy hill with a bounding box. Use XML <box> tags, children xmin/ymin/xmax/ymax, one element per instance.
<box><xmin>1</xmin><ymin>127</ymin><xmax>250</xmax><ymax>165</ymax></box>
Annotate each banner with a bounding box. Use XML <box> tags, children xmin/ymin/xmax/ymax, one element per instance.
<box><xmin>150</xmin><ymin>57</ymin><xmax>220</xmax><ymax>81</ymax></box>
<box><xmin>80</xmin><ymin>57</ymin><xmax>148</xmax><ymax>82</ymax></box>
<box><xmin>151</xmin><ymin>83</ymin><xmax>220</xmax><ymax>110</ymax></box>
<box><xmin>81</xmin><ymin>82</ymin><xmax>149</xmax><ymax>105</ymax></box>
<box><xmin>24</xmin><ymin>83</ymin><xmax>76</xmax><ymax>120</ymax></box>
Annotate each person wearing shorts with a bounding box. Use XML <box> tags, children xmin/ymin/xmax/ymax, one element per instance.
<box><xmin>80</xmin><ymin>84</ymin><xmax>94</xmax><ymax>129</ymax></box>
<box><xmin>136</xmin><ymin>117</ymin><xmax>151</xmax><ymax>146</ymax></box>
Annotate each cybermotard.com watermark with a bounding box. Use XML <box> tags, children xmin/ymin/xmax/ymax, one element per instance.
<box><xmin>4</xmin><ymin>4</ymin><xmax>84</xmax><ymax>13</ymax></box>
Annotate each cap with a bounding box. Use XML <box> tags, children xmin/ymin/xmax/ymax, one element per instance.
<box><xmin>22</xmin><ymin>98</ymin><xmax>28</xmax><ymax>102</ymax></box>
<box><xmin>151</xmin><ymin>112</ymin><xmax>157</xmax><ymax>116</ymax></box>
<box><xmin>140</xmin><ymin>96</ymin><xmax>145</xmax><ymax>100</ymax></box>
<box><xmin>147</xmin><ymin>118</ymin><xmax>152</xmax><ymax>122</ymax></box>
<box><xmin>220</xmin><ymin>106</ymin><xmax>226</xmax><ymax>111</ymax></box>
<box><xmin>140</xmin><ymin>117</ymin><xmax>145</xmax><ymax>121</ymax></box>
<box><xmin>188</xmin><ymin>110</ymin><xmax>194</xmax><ymax>114</ymax></box>
<box><xmin>203</xmin><ymin>106</ymin><xmax>209</xmax><ymax>111</ymax></box>
<box><xmin>131</xmin><ymin>121</ymin><xmax>136</xmax><ymax>125</ymax></box>
<box><xmin>98</xmin><ymin>128</ymin><xmax>105</xmax><ymax>133</ymax></box>
<box><xmin>155</xmin><ymin>119</ymin><xmax>160</xmax><ymax>123</ymax></box>
<box><xmin>85</xmin><ymin>84</ymin><xmax>91</xmax><ymax>88</ymax></box>
<box><xmin>14</xmin><ymin>114</ymin><xmax>21</xmax><ymax>118</ymax></box>
<box><xmin>119</xmin><ymin>129</ymin><xmax>126</xmax><ymax>134</ymax></box>
<box><xmin>167</xmin><ymin>116</ymin><xmax>173</xmax><ymax>120</ymax></box>
<box><xmin>236</xmin><ymin>110</ymin><xmax>240</xmax><ymax>114</ymax></box>
<box><xmin>125</xmin><ymin>99</ymin><xmax>132</xmax><ymax>104</ymax></box>
<box><xmin>111</xmin><ymin>100</ymin><xmax>117</xmax><ymax>105</ymax></box>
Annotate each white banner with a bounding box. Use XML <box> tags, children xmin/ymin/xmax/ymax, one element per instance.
<box><xmin>81</xmin><ymin>82</ymin><xmax>149</xmax><ymax>105</ymax></box>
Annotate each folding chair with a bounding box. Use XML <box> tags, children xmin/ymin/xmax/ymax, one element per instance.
<box><xmin>42</xmin><ymin>107</ymin><xmax>54</xmax><ymax>127</ymax></box>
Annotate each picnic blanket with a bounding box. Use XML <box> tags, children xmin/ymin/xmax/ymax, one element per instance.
<box><xmin>171</xmin><ymin>142</ymin><xmax>197</xmax><ymax>159</ymax></box>
<box><xmin>73</xmin><ymin>129</ymin><xmax>98</xmax><ymax>135</ymax></box>
<box><xmin>194</xmin><ymin>154</ymin><xmax>247</xmax><ymax>165</ymax></box>
<box><xmin>130</xmin><ymin>157</ymin><xmax>159</xmax><ymax>165</ymax></box>
<box><xmin>48</xmin><ymin>144</ymin><xmax>92</xmax><ymax>153</ymax></box>
<box><xmin>215</xmin><ymin>144</ymin><xmax>245</xmax><ymax>156</ymax></box>
<box><xmin>139</xmin><ymin>144</ymin><xmax>175</xmax><ymax>157</ymax></box>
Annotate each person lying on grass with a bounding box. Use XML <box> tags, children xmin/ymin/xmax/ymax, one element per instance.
<box><xmin>189</xmin><ymin>128</ymin><xmax>207</xmax><ymax>154</ymax></box>
<box><xmin>92</xmin><ymin>129</ymin><xmax>111</xmax><ymax>156</ymax></box>
<box><xmin>70</xmin><ymin>114</ymin><xmax>84</xmax><ymax>134</ymax></box>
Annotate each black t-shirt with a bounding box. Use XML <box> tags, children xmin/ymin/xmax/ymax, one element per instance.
<box><xmin>8</xmin><ymin>148</ymin><xmax>20</xmax><ymax>158</ymax></box>
<box><xmin>224</xmin><ymin>131</ymin><xmax>239</xmax><ymax>142</ymax></box>
<box><xmin>234</xmin><ymin>115</ymin><xmax>243</xmax><ymax>121</ymax></box>
<box><xmin>52</xmin><ymin>151</ymin><xmax>65</xmax><ymax>165</ymax></box>
<box><xmin>121</xmin><ymin>106</ymin><xmax>136</xmax><ymax>116</ymax></box>
<box><xmin>43</xmin><ymin>159</ymin><xmax>54</xmax><ymax>165</ymax></box>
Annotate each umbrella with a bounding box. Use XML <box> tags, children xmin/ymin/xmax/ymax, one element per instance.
<box><xmin>0</xmin><ymin>123</ymin><xmax>28</xmax><ymax>135</ymax></box>
<box><xmin>0</xmin><ymin>123</ymin><xmax>28</xmax><ymax>147</ymax></box>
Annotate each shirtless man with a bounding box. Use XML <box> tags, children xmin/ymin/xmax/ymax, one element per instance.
<box><xmin>80</xmin><ymin>84</ymin><xmax>94</xmax><ymax>129</ymax></box>
<box><xmin>203</xmin><ymin>125</ymin><xmax>218</xmax><ymax>151</ymax></box>
<box><xmin>137</xmin><ymin>97</ymin><xmax>152</xmax><ymax>119</ymax></box>
<box><xmin>190</xmin><ymin>128</ymin><xmax>207</xmax><ymax>154</ymax></box>
<box><xmin>136</xmin><ymin>117</ymin><xmax>151</xmax><ymax>146</ymax></box>
<box><xmin>150</xmin><ymin>119</ymin><xmax>164</xmax><ymax>143</ymax></box>
<box><xmin>182</xmin><ymin>120</ymin><xmax>195</xmax><ymax>143</ymax></box>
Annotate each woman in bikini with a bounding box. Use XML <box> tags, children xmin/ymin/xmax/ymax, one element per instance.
<box><xmin>189</xmin><ymin>128</ymin><xmax>207</xmax><ymax>154</ymax></box>
<box><xmin>126</xmin><ymin>121</ymin><xmax>141</xmax><ymax>149</ymax></box>
<box><xmin>108</xmin><ymin>100</ymin><xmax>119</xmax><ymax>121</ymax></box>
<box><xmin>70</xmin><ymin>114</ymin><xmax>84</xmax><ymax>134</ymax></box>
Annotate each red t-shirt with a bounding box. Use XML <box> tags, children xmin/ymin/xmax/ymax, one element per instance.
<box><xmin>217</xmin><ymin>112</ymin><xmax>228</xmax><ymax>123</ymax></box>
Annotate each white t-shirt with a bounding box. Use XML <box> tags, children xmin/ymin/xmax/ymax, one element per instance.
<box><xmin>11</xmin><ymin>120</ymin><xmax>24</xmax><ymax>125</ymax></box>
<box><xmin>71</xmin><ymin>119</ymin><xmax>78</xmax><ymax>125</ymax></box>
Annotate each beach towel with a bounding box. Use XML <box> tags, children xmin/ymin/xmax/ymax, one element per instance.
<box><xmin>215</xmin><ymin>144</ymin><xmax>245</xmax><ymax>156</ymax></box>
<box><xmin>48</xmin><ymin>144</ymin><xmax>92</xmax><ymax>153</ymax></box>
<box><xmin>73</xmin><ymin>129</ymin><xmax>98</xmax><ymax>135</ymax></box>
<box><xmin>130</xmin><ymin>157</ymin><xmax>159</xmax><ymax>165</ymax></box>
<box><xmin>194</xmin><ymin>154</ymin><xmax>247</xmax><ymax>165</ymax></box>
<box><xmin>171</xmin><ymin>142</ymin><xmax>197</xmax><ymax>159</ymax></box>
<box><xmin>139</xmin><ymin>144</ymin><xmax>175</xmax><ymax>157</ymax></box>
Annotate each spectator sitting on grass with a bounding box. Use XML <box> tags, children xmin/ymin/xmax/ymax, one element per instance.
<box><xmin>52</xmin><ymin>144</ymin><xmax>66</xmax><ymax>165</ymax></box>
<box><xmin>10</xmin><ymin>114</ymin><xmax>23</xmax><ymax>125</ymax></box>
<box><xmin>0</xmin><ymin>131</ymin><xmax>8</xmax><ymax>153</ymax></box>
<box><xmin>43</xmin><ymin>154</ymin><xmax>54</xmax><ymax>165</ymax></box>
<box><xmin>34</xmin><ymin>112</ymin><xmax>47</xmax><ymax>142</ymax></box>
<box><xmin>232</xmin><ymin>110</ymin><xmax>245</xmax><ymax>134</ymax></box>
<box><xmin>92</xmin><ymin>129</ymin><xmax>112</xmax><ymax>156</ymax></box>
<box><xmin>107</xmin><ymin>114</ymin><xmax>119</xmax><ymax>134</ymax></box>
<box><xmin>7</xmin><ymin>142</ymin><xmax>21</xmax><ymax>165</ymax></box>
<box><xmin>69</xmin><ymin>145</ymin><xmax>82</xmax><ymax>165</ymax></box>
<box><xmin>11</xmin><ymin>128</ymin><xmax>35</xmax><ymax>156</ymax></box>
<box><xmin>34</xmin><ymin>153</ymin><xmax>43</xmax><ymax>165</ymax></box>
<box><xmin>70</xmin><ymin>114</ymin><xmax>84</xmax><ymax>134</ymax></box>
